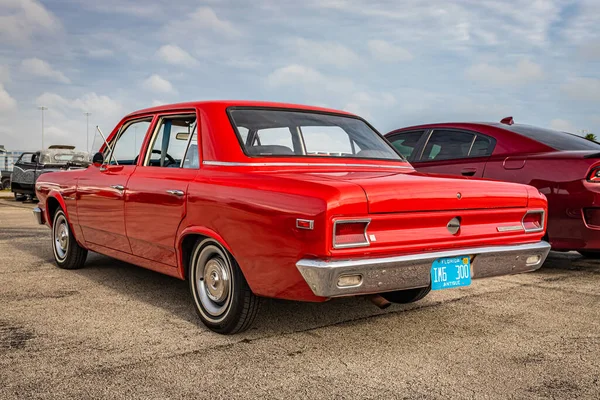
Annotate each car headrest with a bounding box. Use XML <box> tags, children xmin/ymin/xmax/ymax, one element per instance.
<box><xmin>247</xmin><ymin>145</ymin><xmax>294</xmax><ymax>155</ymax></box>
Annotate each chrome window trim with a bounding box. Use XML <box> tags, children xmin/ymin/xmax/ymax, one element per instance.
<box><xmin>202</xmin><ymin>161</ymin><xmax>413</xmax><ymax>170</ymax></box>
<box><xmin>333</xmin><ymin>219</ymin><xmax>371</xmax><ymax>249</ymax></box>
<box><xmin>522</xmin><ymin>209</ymin><xmax>546</xmax><ymax>233</ymax></box>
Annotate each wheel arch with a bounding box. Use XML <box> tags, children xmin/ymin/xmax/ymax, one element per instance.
<box><xmin>46</xmin><ymin>191</ymin><xmax>69</xmax><ymax>228</ymax></box>
<box><xmin>176</xmin><ymin>227</ymin><xmax>236</xmax><ymax>281</ymax></box>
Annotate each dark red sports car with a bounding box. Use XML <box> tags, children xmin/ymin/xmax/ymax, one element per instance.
<box><xmin>386</xmin><ymin>117</ymin><xmax>600</xmax><ymax>257</ymax></box>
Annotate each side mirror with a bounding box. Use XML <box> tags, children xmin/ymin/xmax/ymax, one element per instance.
<box><xmin>92</xmin><ymin>152</ymin><xmax>104</xmax><ymax>166</ymax></box>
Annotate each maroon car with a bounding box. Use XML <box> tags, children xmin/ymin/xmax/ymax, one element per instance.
<box><xmin>386</xmin><ymin>117</ymin><xmax>600</xmax><ymax>257</ymax></box>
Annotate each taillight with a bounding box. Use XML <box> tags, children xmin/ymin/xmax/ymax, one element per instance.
<box><xmin>588</xmin><ymin>167</ymin><xmax>600</xmax><ymax>182</ymax></box>
<box><xmin>522</xmin><ymin>210</ymin><xmax>545</xmax><ymax>233</ymax></box>
<box><xmin>333</xmin><ymin>220</ymin><xmax>370</xmax><ymax>249</ymax></box>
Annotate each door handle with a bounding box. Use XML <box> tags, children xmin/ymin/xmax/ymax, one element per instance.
<box><xmin>461</xmin><ymin>168</ymin><xmax>477</xmax><ymax>177</ymax></box>
<box><xmin>110</xmin><ymin>184</ymin><xmax>125</xmax><ymax>191</ymax></box>
<box><xmin>166</xmin><ymin>189</ymin><xmax>184</xmax><ymax>197</ymax></box>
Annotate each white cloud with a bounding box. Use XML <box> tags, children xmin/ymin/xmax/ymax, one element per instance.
<box><xmin>465</xmin><ymin>59</ymin><xmax>544</xmax><ymax>86</ymax></box>
<box><xmin>35</xmin><ymin>92</ymin><xmax>123</xmax><ymax>117</ymax></box>
<box><xmin>344</xmin><ymin>91</ymin><xmax>396</xmax><ymax>119</ymax></box>
<box><xmin>0</xmin><ymin>0</ymin><xmax>62</xmax><ymax>44</ymax></box>
<box><xmin>163</xmin><ymin>6</ymin><xmax>240</xmax><ymax>39</ymax></box>
<box><xmin>549</xmin><ymin>119</ymin><xmax>577</xmax><ymax>133</ymax></box>
<box><xmin>142</xmin><ymin>74</ymin><xmax>175</xmax><ymax>93</ymax></box>
<box><xmin>21</xmin><ymin>58</ymin><xmax>70</xmax><ymax>84</ymax></box>
<box><xmin>151</xmin><ymin>100</ymin><xmax>166</xmax><ymax>107</ymax></box>
<box><xmin>291</xmin><ymin>38</ymin><xmax>359</xmax><ymax>68</ymax></box>
<box><xmin>87</xmin><ymin>48</ymin><xmax>115</xmax><ymax>58</ymax></box>
<box><xmin>0</xmin><ymin>84</ymin><xmax>17</xmax><ymax>112</ymax></box>
<box><xmin>561</xmin><ymin>77</ymin><xmax>600</xmax><ymax>102</ymax></box>
<box><xmin>156</xmin><ymin>44</ymin><xmax>198</xmax><ymax>66</ymax></box>
<box><xmin>368</xmin><ymin>40</ymin><xmax>413</xmax><ymax>63</ymax></box>
<box><xmin>267</xmin><ymin>64</ymin><xmax>326</xmax><ymax>87</ymax></box>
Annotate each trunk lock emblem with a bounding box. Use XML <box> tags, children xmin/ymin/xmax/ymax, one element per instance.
<box><xmin>447</xmin><ymin>217</ymin><xmax>461</xmax><ymax>235</ymax></box>
<box><xmin>457</xmin><ymin>192</ymin><xmax>462</xmax><ymax>199</ymax></box>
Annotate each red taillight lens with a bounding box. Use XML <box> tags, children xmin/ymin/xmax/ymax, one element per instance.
<box><xmin>588</xmin><ymin>168</ymin><xmax>600</xmax><ymax>182</ymax></box>
<box><xmin>522</xmin><ymin>211</ymin><xmax>544</xmax><ymax>232</ymax></box>
<box><xmin>333</xmin><ymin>220</ymin><xmax>370</xmax><ymax>248</ymax></box>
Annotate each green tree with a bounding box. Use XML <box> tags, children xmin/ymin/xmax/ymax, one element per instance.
<box><xmin>585</xmin><ymin>133</ymin><xmax>597</xmax><ymax>142</ymax></box>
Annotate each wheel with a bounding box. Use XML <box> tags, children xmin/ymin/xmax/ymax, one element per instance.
<box><xmin>189</xmin><ymin>238</ymin><xmax>260</xmax><ymax>334</ymax></box>
<box><xmin>578</xmin><ymin>250</ymin><xmax>600</xmax><ymax>259</ymax></box>
<box><xmin>52</xmin><ymin>209</ymin><xmax>87</xmax><ymax>269</ymax></box>
<box><xmin>381</xmin><ymin>286</ymin><xmax>431</xmax><ymax>304</ymax></box>
<box><xmin>1</xmin><ymin>179</ymin><xmax>9</xmax><ymax>190</ymax></box>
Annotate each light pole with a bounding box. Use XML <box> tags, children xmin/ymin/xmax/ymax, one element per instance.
<box><xmin>84</xmin><ymin>112</ymin><xmax>92</xmax><ymax>152</ymax></box>
<box><xmin>38</xmin><ymin>106</ymin><xmax>48</xmax><ymax>149</ymax></box>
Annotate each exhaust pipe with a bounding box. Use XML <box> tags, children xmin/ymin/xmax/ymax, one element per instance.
<box><xmin>366</xmin><ymin>294</ymin><xmax>391</xmax><ymax>309</ymax></box>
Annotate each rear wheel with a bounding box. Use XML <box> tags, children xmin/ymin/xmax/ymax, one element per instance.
<box><xmin>14</xmin><ymin>192</ymin><xmax>26</xmax><ymax>201</ymax></box>
<box><xmin>189</xmin><ymin>238</ymin><xmax>260</xmax><ymax>334</ymax></box>
<box><xmin>578</xmin><ymin>250</ymin><xmax>600</xmax><ymax>259</ymax></box>
<box><xmin>381</xmin><ymin>286</ymin><xmax>431</xmax><ymax>304</ymax></box>
<box><xmin>52</xmin><ymin>209</ymin><xmax>87</xmax><ymax>269</ymax></box>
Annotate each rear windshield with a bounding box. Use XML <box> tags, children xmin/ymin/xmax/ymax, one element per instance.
<box><xmin>502</xmin><ymin>124</ymin><xmax>600</xmax><ymax>151</ymax></box>
<box><xmin>228</xmin><ymin>109</ymin><xmax>402</xmax><ymax>161</ymax></box>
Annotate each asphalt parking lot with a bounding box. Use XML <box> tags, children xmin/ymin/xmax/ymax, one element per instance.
<box><xmin>1</xmin><ymin>196</ymin><xmax>599</xmax><ymax>399</ymax></box>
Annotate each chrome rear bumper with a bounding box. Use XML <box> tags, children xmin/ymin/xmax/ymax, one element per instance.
<box><xmin>33</xmin><ymin>207</ymin><xmax>45</xmax><ymax>225</ymax></box>
<box><xmin>296</xmin><ymin>241</ymin><xmax>551</xmax><ymax>298</ymax></box>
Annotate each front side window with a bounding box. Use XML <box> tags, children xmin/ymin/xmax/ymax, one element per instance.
<box><xmin>387</xmin><ymin>131</ymin><xmax>425</xmax><ymax>159</ymax></box>
<box><xmin>145</xmin><ymin>115</ymin><xmax>197</xmax><ymax>167</ymax></box>
<box><xmin>107</xmin><ymin>119</ymin><xmax>152</xmax><ymax>165</ymax></box>
<box><xmin>421</xmin><ymin>130</ymin><xmax>476</xmax><ymax>161</ymax></box>
<box><xmin>17</xmin><ymin>153</ymin><xmax>36</xmax><ymax>164</ymax></box>
<box><xmin>229</xmin><ymin>109</ymin><xmax>402</xmax><ymax>161</ymax></box>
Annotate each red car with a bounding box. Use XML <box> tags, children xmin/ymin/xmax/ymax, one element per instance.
<box><xmin>386</xmin><ymin>118</ymin><xmax>600</xmax><ymax>257</ymax></box>
<box><xmin>33</xmin><ymin>102</ymin><xmax>549</xmax><ymax>334</ymax></box>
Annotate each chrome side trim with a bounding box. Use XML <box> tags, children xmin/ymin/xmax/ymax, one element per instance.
<box><xmin>497</xmin><ymin>225</ymin><xmax>524</xmax><ymax>232</ymax></box>
<box><xmin>332</xmin><ymin>219</ymin><xmax>371</xmax><ymax>249</ymax></box>
<box><xmin>522</xmin><ymin>209</ymin><xmax>545</xmax><ymax>233</ymax></box>
<box><xmin>296</xmin><ymin>241</ymin><xmax>551</xmax><ymax>298</ymax></box>
<box><xmin>202</xmin><ymin>161</ymin><xmax>413</xmax><ymax>170</ymax></box>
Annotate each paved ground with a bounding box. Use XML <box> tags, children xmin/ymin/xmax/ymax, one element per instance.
<box><xmin>1</xmin><ymin>197</ymin><xmax>599</xmax><ymax>399</ymax></box>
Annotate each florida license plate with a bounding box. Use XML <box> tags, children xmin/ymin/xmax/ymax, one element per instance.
<box><xmin>430</xmin><ymin>256</ymin><xmax>471</xmax><ymax>290</ymax></box>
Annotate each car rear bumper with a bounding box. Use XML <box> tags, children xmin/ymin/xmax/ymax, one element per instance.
<box><xmin>296</xmin><ymin>241</ymin><xmax>550</xmax><ymax>298</ymax></box>
<box><xmin>33</xmin><ymin>207</ymin><xmax>45</xmax><ymax>225</ymax></box>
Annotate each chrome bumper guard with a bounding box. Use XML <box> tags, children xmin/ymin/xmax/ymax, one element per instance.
<box><xmin>33</xmin><ymin>207</ymin><xmax>45</xmax><ymax>225</ymax></box>
<box><xmin>296</xmin><ymin>241</ymin><xmax>551</xmax><ymax>298</ymax></box>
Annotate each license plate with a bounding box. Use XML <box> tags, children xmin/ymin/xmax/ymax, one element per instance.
<box><xmin>430</xmin><ymin>256</ymin><xmax>471</xmax><ymax>290</ymax></box>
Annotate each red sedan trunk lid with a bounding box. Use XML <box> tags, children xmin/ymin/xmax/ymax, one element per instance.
<box><xmin>313</xmin><ymin>171</ymin><xmax>528</xmax><ymax>213</ymax></box>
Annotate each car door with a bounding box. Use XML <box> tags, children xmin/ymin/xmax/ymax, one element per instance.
<box><xmin>125</xmin><ymin>112</ymin><xmax>199</xmax><ymax>266</ymax></box>
<box><xmin>411</xmin><ymin>129</ymin><xmax>495</xmax><ymax>177</ymax></box>
<box><xmin>12</xmin><ymin>152</ymin><xmax>38</xmax><ymax>193</ymax></box>
<box><xmin>76</xmin><ymin>117</ymin><xmax>153</xmax><ymax>253</ymax></box>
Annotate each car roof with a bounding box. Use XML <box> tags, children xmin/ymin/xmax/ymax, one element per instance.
<box><xmin>126</xmin><ymin>100</ymin><xmax>356</xmax><ymax>119</ymax></box>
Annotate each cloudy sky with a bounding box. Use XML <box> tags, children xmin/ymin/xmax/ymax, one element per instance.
<box><xmin>1</xmin><ymin>0</ymin><xmax>599</xmax><ymax>152</ymax></box>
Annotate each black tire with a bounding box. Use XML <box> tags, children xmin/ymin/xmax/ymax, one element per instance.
<box><xmin>189</xmin><ymin>238</ymin><xmax>260</xmax><ymax>334</ymax></box>
<box><xmin>578</xmin><ymin>250</ymin><xmax>600</xmax><ymax>259</ymax></box>
<box><xmin>381</xmin><ymin>286</ymin><xmax>431</xmax><ymax>304</ymax></box>
<box><xmin>52</xmin><ymin>209</ymin><xmax>87</xmax><ymax>269</ymax></box>
<box><xmin>1</xmin><ymin>179</ymin><xmax>9</xmax><ymax>190</ymax></box>
<box><xmin>14</xmin><ymin>192</ymin><xmax>26</xmax><ymax>201</ymax></box>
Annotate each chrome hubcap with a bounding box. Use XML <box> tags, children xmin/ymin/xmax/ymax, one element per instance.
<box><xmin>193</xmin><ymin>243</ymin><xmax>233</xmax><ymax>319</ymax></box>
<box><xmin>203</xmin><ymin>258</ymin><xmax>229</xmax><ymax>302</ymax></box>
<box><xmin>53</xmin><ymin>215</ymin><xmax>69</xmax><ymax>260</ymax></box>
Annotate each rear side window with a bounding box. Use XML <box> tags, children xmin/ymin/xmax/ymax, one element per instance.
<box><xmin>502</xmin><ymin>125</ymin><xmax>600</xmax><ymax>151</ymax></box>
<box><xmin>387</xmin><ymin>131</ymin><xmax>424</xmax><ymax>159</ymax></box>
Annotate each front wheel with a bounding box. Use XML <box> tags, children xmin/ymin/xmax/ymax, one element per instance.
<box><xmin>14</xmin><ymin>192</ymin><xmax>26</xmax><ymax>201</ymax></box>
<box><xmin>52</xmin><ymin>209</ymin><xmax>88</xmax><ymax>269</ymax></box>
<box><xmin>189</xmin><ymin>239</ymin><xmax>260</xmax><ymax>334</ymax></box>
<box><xmin>381</xmin><ymin>286</ymin><xmax>431</xmax><ymax>304</ymax></box>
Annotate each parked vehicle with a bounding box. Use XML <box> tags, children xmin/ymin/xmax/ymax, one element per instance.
<box><xmin>34</xmin><ymin>102</ymin><xmax>550</xmax><ymax>334</ymax></box>
<box><xmin>386</xmin><ymin>117</ymin><xmax>600</xmax><ymax>257</ymax></box>
<box><xmin>12</xmin><ymin>146</ymin><xmax>90</xmax><ymax>200</ymax></box>
<box><xmin>1</xmin><ymin>170</ymin><xmax>10</xmax><ymax>190</ymax></box>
